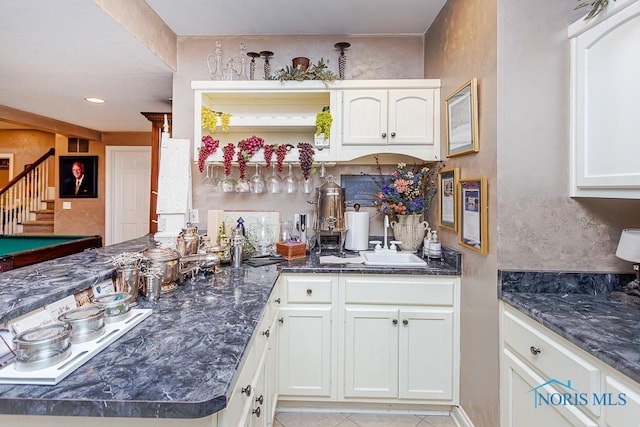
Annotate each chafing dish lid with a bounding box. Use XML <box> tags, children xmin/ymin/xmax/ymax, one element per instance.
<box><xmin>58</xmin><ymin>304</ymin><xmax>105</xmax><ymax>323</ymax></box>
<box><xmin>13</xmin><ymin>323</ymin><xmax>72</xmax><ymax>346</ymax></box>
<box><xmin>143</xmin><ymin>246</ymin><xmax>180</xmax><ymax>261</ymax></box>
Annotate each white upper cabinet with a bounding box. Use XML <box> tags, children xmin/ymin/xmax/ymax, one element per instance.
<box><xmin>192</xmin><ymin>80</ymin><xmax>441</xmax><ymax>165</ymax></box>
<box><xmin>569</xmin><ymin>0</ymin><xmax>640</xmax><ymax>198</ymax></box>
<box><xmin>338</xmin><ymin>81</ymin><xmax>440</xmax><ymax>161</ymax></box>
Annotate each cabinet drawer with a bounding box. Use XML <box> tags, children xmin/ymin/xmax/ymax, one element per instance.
<box><xmin>604</xmin><ymin>376</ymin><xmax>640</xmax><ymax>427</ymax></box>
<box><xmin>503</xmin><ymin>309</ymin><xmax>601</xmax><ymax>417</ymax></box>
<box><xmin>342</xmin><ymin>276</ymin><xmax>455</xmax><ymax>306</ymax></box>
<box><xmin>285</xmin><ymin>276</ymin><xmax>333</xmax><ymax>304</ymax></box>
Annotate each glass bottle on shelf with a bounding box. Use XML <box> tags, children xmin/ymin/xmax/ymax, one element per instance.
<box><xmin>237</xmin><ymin>42</ymin><xmax>249</xmax><ymax>80</ymax></box>
<box><xmin>206</xmin><ymin>41</ymin><xmax>224</xmax><ymax>80</ymax></box>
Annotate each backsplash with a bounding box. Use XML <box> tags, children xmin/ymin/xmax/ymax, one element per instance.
<box><xmin>498</xmin><ymin>270</ymin><xmax>634</xmax><ymax>296</ymax></box>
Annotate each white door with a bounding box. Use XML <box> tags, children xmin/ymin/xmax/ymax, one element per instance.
<box><xmin>343</xmin><ymin>307</ymin><xmax>398</xmax><ymax>399</ymax></box>
<box><xmin>278</xmin><ymin>307</ymin><xmax>332</xmax><ymax>398</ymax></box>
<box><xmin>398</xmin><ymin>308</ymin><xmax>454</xmax><ymax>400</ymax></box>
<box><xmin>106</xmin><ymin>146</ymin><xmax>151</xmax><ymax>245</ymax></box>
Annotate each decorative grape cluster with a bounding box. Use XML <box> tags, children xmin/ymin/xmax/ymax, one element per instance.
<box><xmin>275</xmin><ymin>144</ymin><xmax>289</xmax><ymax>173</ymax></box>
<box><xmin>237</xmin><ymin>136</ymin><xmax>265</xmax><ymax>179</ymax></box>
<box><xmin>297</xmin><ymin>142</ymin><xmax>315</xmax><ymax>180</ymax></box>
<box><xmin>315</xmin><ymin>108</ymin><xmax>332</xmax><ymax>139</ymax></box>
<box><xmin>222</xmin><ymin>143</ymin><xmax>236</xmax><ymax>177</ymax></box>
<box><xmin>201</xmin><ymin>107</ymin><xmax>232</xmax><ymax>133</ymax></box>
<box><xmin>198</xmin><ymin>135</ymin><xmax>220</xmax><ymax>172</ymax></box>
<box><xmin>220</xmin><ymin>113</ymin><xmax>231</xmax><ymax>132</ymax></box>
<box><xmin>263</xmin><ymin>144</ymin><xmax>275</xmax><ymax>168</ymax></box>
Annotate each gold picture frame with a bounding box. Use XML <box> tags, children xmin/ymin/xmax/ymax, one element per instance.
<box><xmin>445</xmin><ymin>78</ymin><xmax>479</xmax><ymax>157</ymax></box>
<box><xmin>438</xmin><ymin>167</ymin><xmax>459</xmax><ymax>231</ymax></box>
<box><xmin>458</xmin><ymin>177</ymin><xmax>488</xmax><ymax>254</ymax></box>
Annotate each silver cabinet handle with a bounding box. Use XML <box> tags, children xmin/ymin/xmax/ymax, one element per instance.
<box><xmin>306</xmin><ymin>288</ymin><xmax>312</xmax><ymax>295</ymax></box>
<box><xmin>530</xmin><ymin>346</ymin><xmax>541</xmax><ymax>355</ymax></box>
<box><xmin>241</xmin><ymin>385</ymin><xmax>251</xmax><ymax>396</ymax></box>
<box><xmin>402</xmin><ymin>319</ymin><xmax>408</xmax><ymax>326</ymax></box>
<box><xmin>391</xmin><ymin>132</ymin><xmax>396</xmax><ymax>137</ymax></box>
<box><xmin>253</xmin><ymin>406</ymin><xmax>261</xmax><ymax>417</ymax></box>
<box><xmin>381</xmin><ymin>132</ymin><xmax>387</xmax><ymax>138</ymax></box>
<box><xmin>262</xmin><ymin>329</ymin><xmax>270</xmax><ymax>338</ymax></box>
<box><xmin>392</xmin><ymin>319</ymin><xmax>398</xmax><ymax>325</ymax></box>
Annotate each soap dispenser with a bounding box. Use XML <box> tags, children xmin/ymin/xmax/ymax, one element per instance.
<box><xmin>423</xmin><ymin>228</ymin><xmax>432</xmax><ymax>258</ymax></box>
<box><xmin>428</xmin><ymin>230</ymin><xmax>442</xmax><ymax>260</ymax></box>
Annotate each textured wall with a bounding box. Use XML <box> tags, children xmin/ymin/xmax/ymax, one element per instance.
<box><xmin>424</xmin><ymin>1</ymin><xmax>499</xmax><ymax>426</ymax></box>
<box><xmin>497</xmin><ymin>0</ymin><xmax>640</xmax><ymax>272</ymax></box>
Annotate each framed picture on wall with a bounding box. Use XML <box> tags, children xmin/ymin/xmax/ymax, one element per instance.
<box><xmin>446</xmin><ymin>78</ymin><xmax>479</xmax><ymax>157</ymax></box>
<box><xmin>438</xmin><ymin>167</ymin><xmax>459</xmax><ymax>231</ymax></box>
<box><xmin>458</xmin><ymin>177</ymin><xmax>487</xmax><ymax>254</ymax></box>
<box><xmin>59</xmin><ymin>156</ymin><xmax>98</xmax><ymax>198</ymax></box>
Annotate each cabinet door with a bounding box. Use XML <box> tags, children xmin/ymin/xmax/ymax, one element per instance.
<box><xmin>388</xmin><ymin>89</ymin><xmax>436</xmax><ymax>146</ymax></box>
<box><xmin>501</xmin><ymin>349</ymin><xmax>597</xmax><ymax>427</ymax></box>
<box><xmin>278</xmin><ymin>307</ymin><xmax>332</xmax><ymax>398</ymax></box>
<box><xmin>263</xmin><ymin>315</ymin><xmax>279</xmax><ymax>426</ymax></box>
<box><xmin>342</xmin><ymin>90</ymin><xmax>388</xmax><ymax>145</ymax></box>
<box><xmin>398</xmin><ymin>308</ymin><xmax>454</xmax><ymax>401</ymax></box>
<box><xmin>343</xmin><ymin>307</ymin><xmax>398</xmax><ymax>398</ymax></box>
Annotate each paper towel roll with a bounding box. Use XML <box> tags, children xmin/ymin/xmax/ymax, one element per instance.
<box><xmin>345</xmin><ymin>211</ymin><xmax>370</xmax><ymax>251</ymax></box>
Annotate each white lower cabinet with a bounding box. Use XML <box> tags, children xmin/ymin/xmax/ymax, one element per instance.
<box><xmin>341</xmin><ymin>275</ymin><xmax>458</xmax><ymax>404</ymax></box>
<box><xmin>277</xmin><ymin>274</ymin><xmax>337</xmax><ymax>399</ymax></box>
<box><xmin>343</xmin><ymin>307</ymin><xmax>454</xmax><ymax>401</ymax></box>
<box><xmin>277</xmin><ymin>306</ymin><xmax>333</xmax><ymax>398</ymax></box>
<box><xmin>501</xmin><ymin>303</ymin><xmax>640</xmax><ymax>427</ymax></box>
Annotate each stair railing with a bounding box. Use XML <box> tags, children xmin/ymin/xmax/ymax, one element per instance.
<box><xmin>0</xmin><ymin>148</ymin><xmax>55</xmax><ymax>235</ymax></box>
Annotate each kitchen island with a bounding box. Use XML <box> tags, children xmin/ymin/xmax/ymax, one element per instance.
<box><xmin>0</xmin><ymin>235</ymin><xmax>460</xmax><ymax>424</ymax></box>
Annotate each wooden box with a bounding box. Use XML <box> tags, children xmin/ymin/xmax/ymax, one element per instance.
<box><xmin>276</xmin><ymin>242</ymin><xmax>307</xmax><ymax>260</ymax></box>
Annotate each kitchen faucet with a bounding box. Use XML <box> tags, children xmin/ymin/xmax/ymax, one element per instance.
<box><xmin>383</xmin><ymin>215</ymin><xmax>389</xmax><ymax>250</ymax></box>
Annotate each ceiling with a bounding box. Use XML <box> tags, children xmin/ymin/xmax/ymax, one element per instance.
<box><xmin>0</xmin><ymin>0</ymin><xmax>446</xmax><ymax>135</ymax></box>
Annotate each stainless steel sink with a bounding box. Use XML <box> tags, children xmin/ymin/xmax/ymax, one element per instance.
<box><xmin>359</xmin><ymin>251</ymin><xmax>427</xmax><ymax>267</ymax></box>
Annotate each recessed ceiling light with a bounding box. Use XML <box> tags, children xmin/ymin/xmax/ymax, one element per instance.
<box><xmin>84</xmin><ymin>97</ymin><xmax>106</xmax><ymax>104</ymax></box>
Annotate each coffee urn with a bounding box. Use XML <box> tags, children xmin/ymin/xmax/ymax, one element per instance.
<box><xmin>312</xmin><ymin>177</ymin><xmax>347</xmax><ymax>253</ymax></box>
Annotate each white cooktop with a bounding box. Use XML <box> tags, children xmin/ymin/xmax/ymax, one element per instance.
<box><xmin>0</xmin><ymin>308</ymin><xmax>152</xmax><ymax>385</ymax></box>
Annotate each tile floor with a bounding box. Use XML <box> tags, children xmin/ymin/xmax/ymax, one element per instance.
<box><xmin>274</xmin><ymin>411</ymin><xmax>457</xmax><ymax>427</ymax></box>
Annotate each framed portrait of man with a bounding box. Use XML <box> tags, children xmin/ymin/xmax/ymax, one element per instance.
<box><xmin>59</xmin><ymin>156</ymin><xmax>98</xmax><ymax>198</ymax></box>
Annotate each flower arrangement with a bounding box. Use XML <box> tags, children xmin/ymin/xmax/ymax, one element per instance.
<box><xmin>372</xmin><ymin>159</ymin><xmax>440</xmax><ymax>216</ymax></box>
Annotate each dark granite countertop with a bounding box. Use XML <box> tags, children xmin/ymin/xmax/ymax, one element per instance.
<box><xmin>499</xmin><ymin>270</ymin><xmax>640</xmax><ymax>385</ymax></box>
<box><xmin>0</xmin><ymin>235</ymin><xmax>460</xmax><ymax>419</ymax></box>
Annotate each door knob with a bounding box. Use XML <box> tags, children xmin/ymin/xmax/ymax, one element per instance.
<box><xmin>392</xmin><ymin>319</ymin><xmax>398</xmax><ymax>325</ymax></box>
<box><xmin>402</xmin><ymin>319</ymin><xmax>408</xmax><ymax>325</ymax></box>
<box><xmin>381</xmin><ymin>132</ymin><xmax>387</xmax><ymax>138</ymax></box>
<box><xmin>306</xmin><ymin>288</ymin><xmax>313</xmax><ymax>295</ymax></box>
<box><xmin>391</xmin><ymin>132</ymin><xmax>396</xmax><ymax>137</ymax></box>
<box><xmin>241</xmin><ymin>385</ymin><xmax>251</xmax><ymax>396</ymax></box>
<box><xmin>530</xmin><ymin>346</ymin><xmax>541</xmax><ymax>355</ymax></box>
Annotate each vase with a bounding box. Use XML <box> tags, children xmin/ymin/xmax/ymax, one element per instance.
<box><xmin>390</xmin><ymin>214</ymin><xmax>429</xmax><ymax>253</ymax></box>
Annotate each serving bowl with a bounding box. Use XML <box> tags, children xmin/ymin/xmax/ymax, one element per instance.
<box><xmin>58</xmin><ymin>304</ymin><xmax>106</xmax><ymax>344</ymax></box>
<box><xmin>13</xmin><ymin>323</ymin><xmax>72</xmax><ymax>371</ymax></box>
<box><xmin>95</xmin><ymin>292</ymin><xmax>132</xmax><ymax>323</ymax></box>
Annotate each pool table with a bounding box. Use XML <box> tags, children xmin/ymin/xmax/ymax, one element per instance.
<box><xmin>0</xmin><ymin>235</ymin><xmax>103</xmax><ymax>272</ymax></box>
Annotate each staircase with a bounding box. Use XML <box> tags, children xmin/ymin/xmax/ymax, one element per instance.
<box><xmin>0</xmin><ymin>148</ymin><xmax>56</xmax><ymax>235</ymax></box>
<box><xmin>21</xmin><ymin>199</ymin><xmax>55</xmax><ymax>234</ymax></box>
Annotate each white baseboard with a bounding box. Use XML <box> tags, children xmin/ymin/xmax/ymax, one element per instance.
<box><xmin>451</xmin><ymin>406</ymin><xmax>475</xmax><ymax>427</ymax></box>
